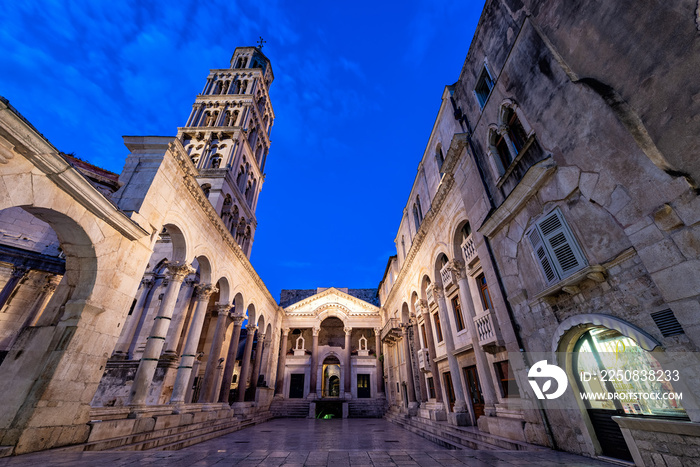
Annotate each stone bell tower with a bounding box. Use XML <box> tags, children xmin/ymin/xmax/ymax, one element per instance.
<box><xmin>176</xmin><ymin>44</ymin><xmax>274</xmax><ymax>257</ymax></box>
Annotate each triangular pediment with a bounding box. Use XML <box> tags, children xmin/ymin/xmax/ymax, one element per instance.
<box><xmin>284</xmin><ymin>287</ymin><xmax>380</xmax><ymax>317</ymax></box>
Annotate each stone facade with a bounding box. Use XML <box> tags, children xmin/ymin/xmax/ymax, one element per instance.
<box><xmin>378</xmin><ymin>0</ymin><xmax>700</xmax><ymax>465</ymax></box>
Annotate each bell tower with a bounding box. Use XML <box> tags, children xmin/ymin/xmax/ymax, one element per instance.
<box><xmin>177</xmin><ymin>45</ymin><xmax>274</xmax><ymax>257</ymax></box>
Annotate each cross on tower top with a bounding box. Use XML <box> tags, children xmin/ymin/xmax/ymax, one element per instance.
<box><xmin>257</xmin><ymin>36</ymin><xmax>266</xmax><ymax>49</ymax></box>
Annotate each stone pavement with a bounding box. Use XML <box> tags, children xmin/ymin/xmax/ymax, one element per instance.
<box><xmin>0</xmin><ymin>419</ymin><xmax>616</xmax><ymax>466</ymax></box>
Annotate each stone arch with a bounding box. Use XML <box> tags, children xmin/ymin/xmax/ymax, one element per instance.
<box><xmin>315</xmin><ymin>304</ymin><xmax>350</xmax><ymax>325</ymax></box>
<box><xmin>161</xmin><ymin>223</ymin><xmax>188</xmax><ymax>264</ymax></box>
<box><xmin>401</xmin><ymin>302</ymin><xmax>410</xmax><ymax>323</ymax></box>
<box><xmin>232</xmin><ymin>291</ymin><xmax>244</xmax><ymax>315</ymax></box>
<box><xmin>246</xmin><ymin>302</ymin><xmax>256</xmax><ymax>324</ymax></box>
<box><xmin>553</xmin><ymin>313</ymin><xmax>660</xmax><ymax>355</ymax></box>
<box><xmin>420</xmin><ymin>275</ymin><xmax>432</xmax><ymax>301</ymax></box>
<box><xmin>192</xmin><ymin>254</ymin><xmax>213</xmax><ymax>285</ymax></box>
<box><xmin>215</xmin><ymin>276</ymin><xmax>230</xmax><ymax>305</ymax></box>
<box><xmin>256</xmin><ymin>313</ymin><xmax>265</xmax><ymax>330</ymax></box>
<box><xmin>432</xmin><ymin>249</ymin><xmax>450</xmax><ymax>287</ymax></box>
<box><xmin>409</xmin><ymin>291</ymin><xmax>419</xmax><ymax>315</ymax></box>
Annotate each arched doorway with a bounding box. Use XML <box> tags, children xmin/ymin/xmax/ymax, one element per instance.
<box><xmin>569</xmin><ymin>325</ymin><xmax>687</xmax><ymax>461</ymax></box>
<box><xmin>322</xmin><ymin>355</ymin><xmax>341</xmax><ymax>398</ymax></box>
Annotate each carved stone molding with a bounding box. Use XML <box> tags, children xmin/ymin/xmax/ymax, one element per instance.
<box><xmin>194</xmin><ymin>283</ymin><xmax>218</xmax><ymax>301</ymax></box>
<box><xmin>165</xmin><ymin>261</ymin><xmax>196</xmax><ymax>282</ymax></box>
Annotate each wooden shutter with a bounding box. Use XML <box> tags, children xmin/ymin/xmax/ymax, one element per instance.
<box><xmin>534</xmin><ymin>208</ymin><xmax>587</xmax><ymax>281</ymax></box>
<box><xmin>527</xmin><ymin>226</ymin><xmax>558</xmax><ymax>285</ymax></box>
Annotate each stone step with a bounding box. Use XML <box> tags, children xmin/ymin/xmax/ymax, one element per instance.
<box><xmin>385</xmin><ymin>412</ymin><xmax>545</xmax><ymax>452</ymax></box>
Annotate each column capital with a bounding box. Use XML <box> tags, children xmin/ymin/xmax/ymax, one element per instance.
<box><xmin>282</xmin><ymin>327</ymin><xmax>290</xmax><ymax>336</ymax></box>
<box><xmin>10</xmin><ymin>265</ymin><xmax>30</xmax><ymax>279</ymax></box>
<box><xmin>232</xmin><ymin>314</ymin><xmax>246</xmax><ymax>325</ymax></box>
<box><xmin>165</xmin><ymin>261</ymin><xmax>195</xmax><ymax>281</ymax></box>
<box><xmin>344</xmin><ymin>327</ymin><xmax>352</xmax><ymax>335</ymax></box>
<box><xmin>432</xmin><ymin>285</ymin><xmax>445</xmax><ymax>299</ymax></box>
<box><xmin>141</xmin><ymin>276</ymin><xmax>155</xmax><ymax>288</ymax></box>
<box><xmin>373</xmin><ymin>327</ymin><xmax>381</xmax><ymax>335</ymax></box>
<box><xmin>215</xmin><ymin>304</ymin><xmax>231</xmax><ymax>316</ymax></box>
<box><xmin>415</xmin><ymin>299</ymin><xmax>428</xmax><ymax>314</ymax></box>
<box><xmin>43</xmin><ymin>274</ymin><xmax>62</xmax><ymax>292</ymax></box>
<box><xmin>311</xmin><ymin>326</ymin><xmax>320</xmax><ymax>336</ymax></box>
<box><xmin>446</xmin><ymin>259</ymin><xmax>466</xmax><ymax>279</ymax></box>
<box><xmin>194</xmin><ymin>283</ymin><xmax>218</xmax><ymax>301</ymax></box>
<box><xmin>246</xmin><ymin>323</ymin><xmax>258</xmax><ymax>332</ymax></box>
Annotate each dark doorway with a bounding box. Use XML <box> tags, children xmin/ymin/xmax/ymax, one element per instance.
<box><xmin>357</xmin><ymin>374</ymin><xmax>370</xmax><ymax>398</ymax></box>
<box><xmin>464</xmin><ymin>365</ymin><xmax>485</xmax><ymax>420</ymax></box>
<box><xmin>289</xmin><ymin>373</ymin><xmax>305</xmax><ymax>398</ymax></box>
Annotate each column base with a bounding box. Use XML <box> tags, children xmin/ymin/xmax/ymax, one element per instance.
<box><xmin>447</xmin><ymin>411</ymin><xmax>470</xmax><ymax>426</ymax></box>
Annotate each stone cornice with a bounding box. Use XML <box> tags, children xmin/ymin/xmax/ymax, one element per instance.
<box><xmin>0</xmin><ymin>102</ymin><xmax>148</xmax><ymax>241</ymax></box>
<box><xmin>167</xmin><ymin>138</ymin><xmax>277</xmax><ymax>310</ymax></box>
<box><xmin>385</xmin><ymin>173</ymin><xmax>455</xmax><ymax>306</ymax></box>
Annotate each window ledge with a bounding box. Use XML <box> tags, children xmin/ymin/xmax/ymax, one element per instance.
<box><xmin>479</xmin><ymin>156</ymin><xmax>557</xmax><ymax>238</ymax></box>
<box><xmin>532</xmin><ymin>265</ymin><xmax>607</xmax><ymax>301</ymax></box>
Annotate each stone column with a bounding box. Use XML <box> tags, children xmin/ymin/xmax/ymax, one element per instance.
<box><xmin>113</xmin><ymin>276</ymin><xmax>154</xmax><ymax>358</ymax></box>
<box><xmin>344</xmin><ymin>327</ymin><xmax>352</xmax><ymax>396</ymax></box>
<box><xmin>0</xmin><ymin>266</ymin><xmax>30</xmax><ymax>312</ymax></box>
<box><xmin>374</xmin><ymin>327</ymin><xmax>384</xmax><ymax>396</ymax></box>
<box><xmin>236</xmin><ymin>323</ymin><xmax>257</xmax><ymax>402</ymax></box>
<box><xmin>418</xmin><ymin>300</ymin><xmax>443</xmax><ymax>402</ymax></box>
<box><xmin>401</xmin><ymin>324</ymin><xmax>418</xmax><ymax>407</ymax></box>
<box><xmin>162</xmin><ymin>278</ymin><xmax>196</xmax><ymax>358</ymax></box>
<box><xmin>218</xmin><ymin>314</ymin><xmax>245</xmax><ymax>403</ymax></box>
<box><xmin>22</xmin><ymin>274</ymin><xmax>61</xmax><ymax>328</ymax></box>
<box><xmin>199</xmin><ymin>305</ymin><xmax>231</xmax><ymax>403</ymax></box>
<box><xmin>274</xmin><ymin>328</ymin><xmax>290</xmax><ymax>396</ymax></box>
<box><xmin>308</xmin><ymin>326</ymin><xmax>320</xmax><ymax>398</ymax></box>
<box><xmin>249</xmin><ymin>331</ymin><xmax>265</xmax><ymax>392</ymax></box>
<box><xmin>452</xmin><ymin>261</ymin><xmax>498</xmax><ymax>415</ymax></box>
<box><xmin>411</xmin><ymin>318</ymin><xmax>428</xmax><ymax>403</ymax></box>
<box><xmin>170</xmin><ymin>284</ymin><xmax>217</xmax><ymax>406</ymax></box>
<box><xmin>129</xmin><ymin>261</ymin><xmax>194</xmax><ymax>407</ymax></box>
<box><xmin>433</xmin><ymin>285</ymin><xmax>468</xmax><ymax>424</ymax></box>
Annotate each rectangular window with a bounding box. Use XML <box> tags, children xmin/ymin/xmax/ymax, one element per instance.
<box><xmin>475</xmin><ymin>65</ymin><xmax>495</xmax><ymax>108</ymax></box>
<box><xmin>427</xmin><ymin>376</ymin><xmax>436</xmax><ymax>399</ymax></box>
<box><xmin>527</xmin><ymin>208</ymin><xmax>587</xmax><ymax>285</ymax></box>
<box><xmin>477</xmin><ymin>274</ymin><xmax>493</xmax><ymax>311</ymax></box>
<box><xmin>444</xmin><ymin>372</ymin><xmax>456</xmax><ymax>411</ymax></box>
<box><xmin>451</xmin><ymin>296</ymin><xmax>465</xmax><ymax>331</ymax></box>
<box><xmin>494</xmin><ymin>361</ymin><xmax>520</xmax><ymax>398</ymax></box>
<box><xmin>433</xmin><ymin>312</ymin><xmax>443</xmax><ymax>342</ymax></box>
<box><xmin>421</xmin><ymin>324</ymin><xmax>428</xmax><ymax>349</ymax></box>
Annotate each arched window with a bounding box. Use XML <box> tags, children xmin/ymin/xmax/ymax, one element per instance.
<box><xmin>401</xmin><ymin>235</ymin><xmax>406</xmax><ymax>259</ymax></box>
<box><xmin>504</xmin><ymin>107</ymin><xmax>528</xmax><ymax>155</ymax></box>
<box><xmin>413</xmin><ymin>204</ymin><xmax>420</xmax><ymax>231</ymax></box>
<box><xmin>416</xmin><ymin>195</ymin><xmax>424</xmax><ymax>222</ymax></box>
<box><xmin>201</xmin><ymin>184</ymin><xmax>211</xmax><ymax>198</ymax></box>
<box><xmin>211</xmin><ymin>154</ymin><xmax>222</xmax><ymax>168</ymax></box>
<box><xmin>190</xmin><ymin>154</ymin><xmax>200</xmax><ymax>166</ymax></box>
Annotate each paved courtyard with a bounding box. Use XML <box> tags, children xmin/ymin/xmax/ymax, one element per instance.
<box><xmin>0</xmin><ymin>419</ymin><xmax>616</xmax><ymax>466</ymax></box>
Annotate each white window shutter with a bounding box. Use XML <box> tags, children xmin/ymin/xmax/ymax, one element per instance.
<box><xmin>537</xmin><ymin>209</ymin><xmax>587</xmax><ymax>279</ymax></box>
<box><xmin>527</xmin><ymin>226</ymin><xmax>558</xmax><ymax>285</ymax></box>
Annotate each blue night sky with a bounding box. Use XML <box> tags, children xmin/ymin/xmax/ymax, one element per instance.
<box><xmin>0</xmin><ymin>0</ymin><xmax>486</xmax><ymax>302</ymax></box>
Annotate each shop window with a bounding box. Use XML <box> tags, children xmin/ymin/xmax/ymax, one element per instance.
<box><xmin>427</xmin><ymin>376</ymin><xmax>436</xmax><ymax>399</ymax></box>
<box><xmin>494</xmin><ymin>360</ymin><xmax>520</xmax><ymax>398</ymax></box>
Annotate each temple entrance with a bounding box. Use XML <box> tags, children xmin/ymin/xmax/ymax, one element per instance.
<box><xmin>289</xmin><ymin>373</ymin><xmax>305</xmax><ymax>398</ymax></box>
<box><xmin>357</xmin><ymin>374</ymin><xmax>370</xmax><ymax>398</ymax></box>
<box><xmin>573</xmin><ymin>327</ymin><xmax>687</xmax><ymax>461</ymax></box>
<box><xmin>322</xmin><ymin>355</ymin><xmax>341</xmax><ymax>398</ymax></box>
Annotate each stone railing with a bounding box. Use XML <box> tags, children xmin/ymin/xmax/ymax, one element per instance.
<box><xmin>380</xmin><ymin>318</ymin><xmax>401</xmax><ymax>343</ymax></box>
<box><xmin>440</xmin><ymin>264</ymin><xmax>456</xmax><ymax>289</ymax></box>
<box><xmin>461</xmin><ymin>234</ymin><xmax>477</xmax><ymax>265</ymax></box>
<box><xmin>417</xmin><ymin>348</ymin><xmax>429</xmax><ymax>372</ymax></box>
<box><xmin>474</xmin><ymin>309</ymin><xmax>497</xmax><ymax>347</ymax></box>
<box><xmin>426</xmin><ymin>285</ymin><xmax>436</xmax><ymax>308</ymax></box>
